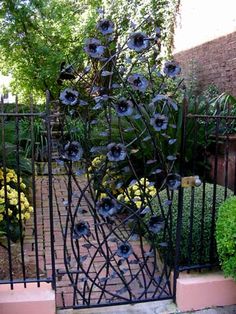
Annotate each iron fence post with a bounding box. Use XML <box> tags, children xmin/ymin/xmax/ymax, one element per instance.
<box><xmin>45</xmin><ymin>90</ymin><xmax>56</xmax><ymax>290</ymax></box>
<box><xmin>173</xmin><ymin>96</ymin><xmax>188</xmax><ymax>301</ymax></box>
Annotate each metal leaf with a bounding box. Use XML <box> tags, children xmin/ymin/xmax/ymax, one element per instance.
<box><xmin>151</xmin><ymin>169</ymin><xmax>162</xmax><ymax>174</ymax></box>
<box><xmin>82</xmin><ymin>243</ymin><xmax>92</xmax><ymax>250</ymax></box>
<box><xmin>144</xmin><ymin>251</ymin><xmax>154</xmax><ymax>257</ymax></box>
<box><xmin>101</xmin><ymin>71</ymin><xmax>113</xmax><ymax>76</ymax></box>
<box><xmin>168</xmin><ymin>139</ymin><xmax>177</xmax><ymax>145</ymax></box>
<box><xmin>79</xmin><ymin>255</ymin><xmax>88</xmax><ymax>263</ymax></box>
<box><xmin>146</xmin><ymin>159</ymin><xmax>157</xmax><ymax>165</ymax></box>
<box><xmin>116</xmin><ymin>287</ymin><xmax>128</xmax><ymax>294</ymax></box>
<box><xmin>167</xmin><ymin>155</ymin><xmax>177</xmax><ymax>161</ymax></box>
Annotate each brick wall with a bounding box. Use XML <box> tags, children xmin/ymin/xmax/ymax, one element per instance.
<box><xmin>174</xmin><ymin>31</ymin><xmax>236</xmax><ymax>97</ymax></box>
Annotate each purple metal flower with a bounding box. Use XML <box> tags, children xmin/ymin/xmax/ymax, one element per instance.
<box><xmin>73</xmin><ymin>221</ymin><xmax>91</xmax><ymax>239</ymax></box>
<box><xmin>96</xmin><ymin>197</ymin><xmax>119</xmax><ymax>218</ymax></box>
<box><xmin>166</xmin><ymin>173</ymin><xmax>181</xmax><ymax>190</ymax></box>
<box><xmin>163</xmin><ymin>61</ymin><xmax>181</xmax><ymax>78</ymax></box>
<box><xmin>115</xmin><ymin>99</ymin><xmax>133</xmax><ymax>117</ymax></box>
<box><xmin>117</xmin><ymin>242</ymin><xmax>133</xmax><ymax>259</ymax></box>
<box><xmin>59</xmin><ymin>88</ymin><xmax>79</xmax><ymax>106</ymax></box>
<box><xmin>84</xmin><ymin>38</ymin><xmax>105</xmax><ymax>59</ymax></box>
<box><xmin>61</xmin><ymin>141</ymin><xmax>83</xmax><ymax>162</ymax></box>
<box><xmin>107</xmin><ymin>143</ymin><xmax>127</xmax><ymax>162</ymax></box>
<box><xmin>127</xmin><ymin>74</ymin><xmax>148</xmax><ymax>93</ymax></box>
<box><xmin>148</xmin><ymin>215</ymin><xmax>165</xmax><ymax>234</ymax></box>
<box><xmin>150</xmin><ymin>113</ymin><xmax>168</xmax><ymax>132</ymax></box>
<box><xmin>97</xmin><ymin>19</ymin><xmax>114</xmax><ymax>35</ymax></box>
<box><xmin>127</xmin><ymin>32</ymin><xmax>149</xmax><ymax>52</ymax></box>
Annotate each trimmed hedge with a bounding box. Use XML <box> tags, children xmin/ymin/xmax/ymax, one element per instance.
<box><xmin>144</xmin><ymin>183</ymin><xmax>233</xmax><ymax>266</ymax></box>
<box><xmin>216</xmin><ymin>196</ymin><xmax>236</xmax><ymax>281</ymax></box>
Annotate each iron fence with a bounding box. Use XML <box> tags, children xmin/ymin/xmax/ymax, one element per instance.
<box><xmin>0</xmin><ymin>92</ymin><xmax>235</xmax><ymax>309</ymax></box>
<box><xmin>174</xmin><ymin>96</ymin><xmax>236</xmax><ymax>284</ymax></box>
<box><xmin>0</xmin><ymin>94</ymin><xmax>55</xmax><ymax>289</ymax></box>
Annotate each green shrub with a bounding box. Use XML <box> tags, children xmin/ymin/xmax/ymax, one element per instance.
<box><xmin>216</xmin><ymin>196</ymin><xmax>236</xmax><ymax>281</ymax></box>
<box><xmin>144</xmin><ymin>183</ymin><xmax>233</xmax><ymax>266</ymax></box>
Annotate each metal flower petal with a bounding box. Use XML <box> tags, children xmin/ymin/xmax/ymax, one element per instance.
<box><xmin>150</xmin><ymin>113</ymin><xmax>168</xmax><ymax>132</ymax></box>
<box><xmin>59</xmin><ymin>63</ymin><xmax>75</xmax><ymax>81</ymax></box>
<box><xmin>97</xmin><ymin>19</ymin><xmax>114</xmax><ymax>35</ymax></box>
<box><xmin>84</xmin><ymin>38</ymin><xmax>105</xmax><ymax>59</ymax></box>
<box><xmin>127</xmin><ymin>32</ymin><xmax>149</xmax><ymax>52</ymax></box>
<box><xmin>117</xmin><ymin>242</ymin><xmax>133</xmax><ymax>259</ymax></box>
<box><xmin>163</xmin><ymin>61</ymin><xmax>181</xmax><ymax>78</ymax></box>
<box><xmin>59</xmin><ymin>88</ymin><xmax>79</xmax><ymax>106</ymax></box>
<box><xmin>73</xmin><ymin>221</ymin><xmax>91</xmax><ymax>239</ymax></box>
<box><xmin>115</xmin><ymin>99</ymin><xmax>134</xmax><ymax>117</ymax></box>
<box><xmin>166</xmin><ymin>173</ymin><xmax>181</xmax><ymax>190</ymax></box>
<box><xmin>127</xmin><ymin>74</ymin><xmax>149</xmax><ymax>93</ymax></box>
<box><xmin>61</xmin><ymin>141</ymin><xmax>83</xmax><ymax>162</ymax></box>
<box><xmin>155</xmin><ymin>27</ymin><xmax>161</xmax><ymax>41</ymax></box>
<box><xmin>96</xmin><ymin>197</ymin><xmax>119</xmax><ymax>218</ymax></box>
<box><xmin>107</xmin><ymin>143</ymin><xmax>127</xmax><ymax>162</ymax></box>
<box><xmin>148</xmin><ymin>215</ymin><xmax>165</xmax><ymax>234</ymax></box>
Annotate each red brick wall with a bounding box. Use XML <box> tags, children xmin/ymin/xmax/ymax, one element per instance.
<box><xmin>174</xmin><ymin>31</ymin><xmax>236</xmax><ymax>97</ymax></box>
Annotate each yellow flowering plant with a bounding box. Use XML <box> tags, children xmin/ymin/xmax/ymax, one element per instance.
<box><xmin>0</xmin><ymin>168</ymin><xmax>33</xmax><ymax>242</ymax></box>
<box><xmin>117</xmin><ymin>177</ymin><xmax>157</xmax><ymax>210</ymax></box>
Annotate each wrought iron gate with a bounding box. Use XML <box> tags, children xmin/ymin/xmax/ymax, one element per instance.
<box><xmin>51</xmin><ymin>16</ymin><xmax>183</xmax><ymax>309</ymax></box>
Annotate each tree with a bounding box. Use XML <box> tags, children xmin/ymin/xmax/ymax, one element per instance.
<box><xmin>0</xmin><ymin>0</ymin><xmax>180</xmax><ymax>102</ymax></box>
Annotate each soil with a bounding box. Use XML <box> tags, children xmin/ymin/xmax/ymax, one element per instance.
<box><xmin>0</xmin><ymin>245</ymin><xmax>45</xmax><ymax>281</ymax></box>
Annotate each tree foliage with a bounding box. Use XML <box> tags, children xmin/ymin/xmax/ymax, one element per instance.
<box><xmin>0</xmin><ymin>0</ymin><xmax>180</xmax><ymax>101</ymax></box>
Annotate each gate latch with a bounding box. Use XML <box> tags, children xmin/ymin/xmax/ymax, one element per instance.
<box><xmin>181</xmin><ymin>176</ymin><xmax>202</xmax><ymax>188</ymax></box>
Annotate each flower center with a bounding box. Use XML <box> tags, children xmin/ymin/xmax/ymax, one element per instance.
<box><xmin>167</xmin><ymin>65</ymin><xmax>176</xmax><ymax>73</ymax></box>
<box><xmin>76</xmin><ymin>223</ymin><xmax>86</xmax><ymax>233</ymax></box>
<box><xmin>101</xmin><ymin>21</ymin><xmax>110</xmax><ymax>31</ymax></box>
<box><xmin>66</xmin><ymin>92</ymin><xmax>76</xmax><ymax>102</ymax></box>
<box><xmin>89</xmin><ymin>43</ymin><xmax>97</xmax><ymax>53</ymax></box>
<box><xmin>134</xmin><ymin>35</ymin><xmax>144</xmax><ymax>47</ymax></box>
<box><xmin>133</xmin><ymin>77</ymin><xmax>142</xmax><ymax>87</ymax></box>
<box><xmin>121</xmin><ymin>245</ymin><xmax>129</xmax><ymax>254</ymax></box>
<box><xmin>118</xmin><ymin>101</ymin><xmax>128</xmax><ymax>112</ymax></box>
<box><xmin>102</xmin><ymin>199</ymin><xmax>112</xmax><ymax>211</ymax></box>
<box><xmin>155</xmin><ymin>118</ymin><xmax>164</xmax><ymax>127</ymax></box>
<box><xmin>111</xmin><ymin>146</ymin><xmax>121</xmax><ymax>157</ymax></box>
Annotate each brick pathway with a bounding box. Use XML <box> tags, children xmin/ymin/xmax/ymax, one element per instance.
<box><xmin>25</xmin><ymin>175</ymin><xmax>170</xmax><ymax>309</ymax></box>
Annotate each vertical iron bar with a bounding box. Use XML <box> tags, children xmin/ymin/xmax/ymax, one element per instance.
<box><xmin>173</xmin><ymin>96</ymin><xmax>187</xmax><ymax>300</ymax></box>
<box><xmin>210</xmin><ymin>101</ymin><xmax>220</xmax><ymax>263</ymax></box>
<box><xmin>1</xmin><ymin>96</ymin><xmax>14</xmax><ymax>289</ymax></box>
<box><xmin>15</xmin><ymin>96</ymin><xmax>27</xmax><ymax>287</ymax></box>
<box><xmin>45</xmin><ymin>90</ymin><xmax>56</xmax><ymax>289</ymax></box>
<box><xmin>30</xmin><ymin>96</ymin><xmax>40</xmax><ymax>286</ymax></box>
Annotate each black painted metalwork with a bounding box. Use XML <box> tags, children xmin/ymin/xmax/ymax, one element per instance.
<box><xmin>0</xmin><ymin>96</ymin><xmax>55</xmax><ymax>289</ymax></box>
<box><xmin>175</xmin><ymin>93</ymin><xmax>236</xmax><ymax>280</ymax></box>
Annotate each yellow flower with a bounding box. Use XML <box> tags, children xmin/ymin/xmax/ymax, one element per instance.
<box><xmin>149</xmin><ymin>190</ymin><xmax>157</xmax><ymax>197</ymax></box>
<box><xmin>99</xmin><ymin>193</ymin><xmax>107</xmax><ymax>199</ymax></box>
<box><xmin>124</xmin><ymin>196</ymin><xmax>130</xmax><ymax>202</ymax></box>
<box><xmin>9</xmin><ymin>198</ymin><xmax>18</xmax><ymax>206</ymax></box>
<box><xmin>0</xmin><ymin>205</ymin><xmax>4</xmax><ymax>213</ymax></box>
<box><xmin>134</xmin><ymin>190</ymin><xmax>142</xmax><ymax>196</ymax></box>
<box><xmin>24</xmin><ymin>200</ymin><xmax>29</xmax><ymax>208</ymax></box>
<box><xmin>24</xmin><ymin>212</ymin><xmax>31</xmax><ymax>220</ymax></box>
<box><xmin>135</xmin><ymin>201</ymin><xmax>142</xmax><ymax>208</ymax></box>
<box><xmin>0</xmin><ymin>198</ymin><xmax>4</xmax><ymax>204</ymax></box>
<box><xmin>20</xmin><ymin>183</ymin><xmax>26</xmax><ymax>190</ymax></box>
<box><xmin>0</xmin><ymin>214</ymin><xmax>3</xmax><ymax>222</ymax></box>
<box><xmin>117</xmin><ymin>194</ymin><xmax>124</xmax><ymax>202</ymax></box>
<box><xmin>28</xmin><ymin>206</ymin><xmax>34</xmax><ymax>212</ymax></box>
<box><xmin>16</xmin><ymin>213</ymin><xmax>25</xmax><ymax>220</ymax></box>
<box><xmin>7</xmin><ymin>209</ymin><xmax>13</xmax><ymax>216</ymax></box>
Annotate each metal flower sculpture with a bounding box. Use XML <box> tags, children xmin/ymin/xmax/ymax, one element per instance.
<box><xmin>56</xmin><ymin>12</ymin><xmax>182</xmax><ymax>308</ymax></box>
